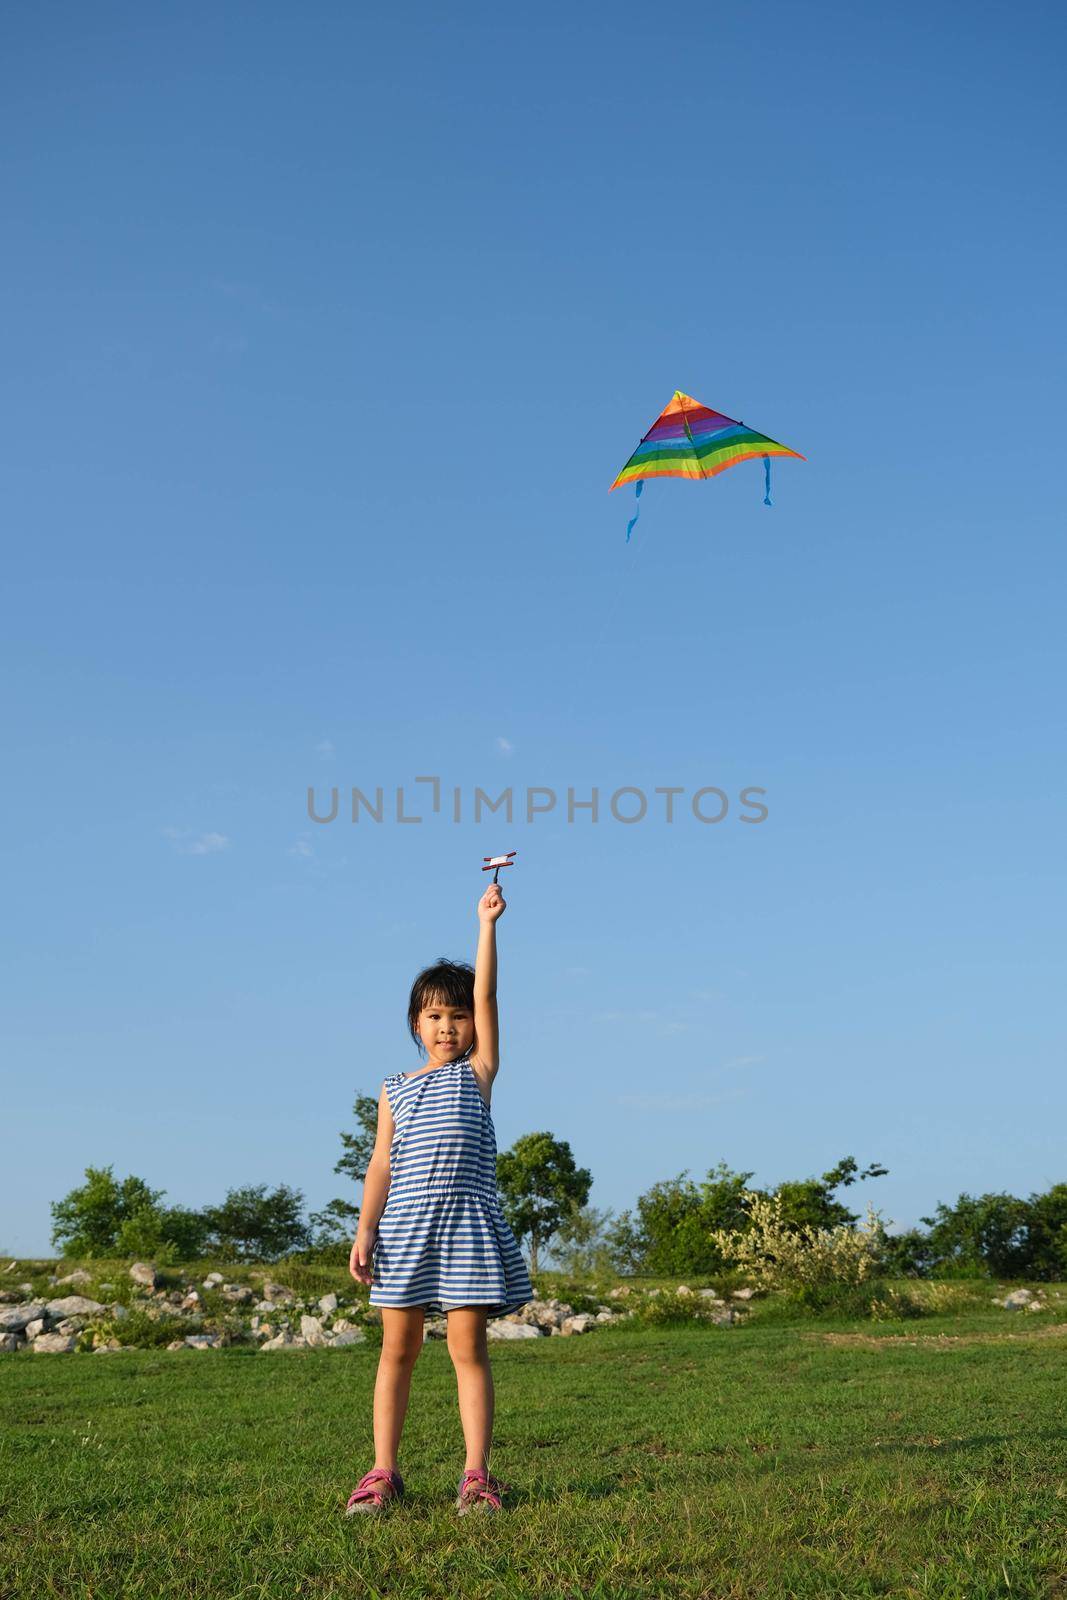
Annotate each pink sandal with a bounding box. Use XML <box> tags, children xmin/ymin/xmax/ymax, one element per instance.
<box><xmin>456</xmin><ymin>1467</ymin><xmax>511</xmax><ymax>1514</ymax></box>
<box><xmin>345</xmin><ymin>1467</ymin><xmax>405</xmax><ymax>1514</ymax></box>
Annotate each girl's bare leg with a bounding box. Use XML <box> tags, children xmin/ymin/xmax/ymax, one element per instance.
<box><xmin>445</xmin><ymin>1306</ymin><xmax>494</xmax><ymax>1472</ymax></box>
<box><xmin>372</xmin><ymin>1306</ymin><xmax>425</xmax><ymax>1470</ymax></box>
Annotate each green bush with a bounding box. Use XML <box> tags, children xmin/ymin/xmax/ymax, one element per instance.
<box><xmin>89</xmin><ymin>1307</ymin><xmax>193</xmax><ymax>1349</ymax></box>
<box><xmin>626</xmin><ymin>1291</ymin><xmax>727</xmax><ymax>1328</ymax></box>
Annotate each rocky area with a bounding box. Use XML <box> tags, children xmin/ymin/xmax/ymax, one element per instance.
<box><xmin>0</xmin><ymin>1264</ymin><xmax>383</xmax><ymax>1354</ymax></box>
<box><xmin>993</xmin><ymin>1287</ymin><xmax>1048</xmax><ymax>1312</ymax></box>
<box><xmin>1</xmin><ymin>1262</ymin><xmax>751</xmax><ymax>1353</ymax></box>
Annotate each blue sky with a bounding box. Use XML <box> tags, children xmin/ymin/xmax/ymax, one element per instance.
<box><xmin>3</xmin><ymin>3</ymin><xmax>1064</xmax><ymax>1256</ymax></box>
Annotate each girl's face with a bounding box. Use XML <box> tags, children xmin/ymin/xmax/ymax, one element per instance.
<box><xmin>417</xmin><ymin>995</ymin><xmax>475</xmax><ymax>1065</ymax></box>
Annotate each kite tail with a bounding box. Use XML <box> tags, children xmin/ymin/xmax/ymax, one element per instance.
<box><xmin>626</xmin><ymin>479</ymin><xmax>644</xmax><ymax>542</ymax></box>
<box><xmin>763</xmin><ymin>456</ymin><xmax>773</xmax><ymax>507</ymax></box>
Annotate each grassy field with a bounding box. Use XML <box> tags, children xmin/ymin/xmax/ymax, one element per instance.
<box><xmin>2</xmin><ymin>1292</ymin><xmax>1065</xmax><ymax>1599</ymax></box>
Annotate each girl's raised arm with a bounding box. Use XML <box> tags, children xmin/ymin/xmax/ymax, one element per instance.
<box><xmin>471</xmin><ymin>882</ymin><xmax>505</xmax><ymax>1081</ymax></box>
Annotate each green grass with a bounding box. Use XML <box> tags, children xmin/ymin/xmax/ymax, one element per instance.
<box><xmin>2</xmin><ymin>1301</ymin><xmax>1066</xmax><ymax>1598</ymax></box>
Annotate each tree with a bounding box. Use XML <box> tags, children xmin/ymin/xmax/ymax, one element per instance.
<box><xmin>308</xmin><ymin>1091</ymin><xmax>380</xmax><ymax>1247</ymax></box>
<box><xmin>50</xmin><ymin>1166</ymin><xmax>212</xmax><ymax>1262</ymax></box>
<box><xmin>776</xmin><ymin>1157</ymin><xmax>889</xmax><ymax>1232</ymax></box>
<box><xmin>918</xmin><ymin>1192</ymin><xmax>1033</xmax><ymax>1279</ymax></box>
<box><xmin>1027</xmin><ymin>1183</ymin><xmax>1067</xmax><ymax>1280</ymax></box>
<box><xmin>877</xmin><ymin>1226</ymin><xmax>938</xmax><ymax>1278</ymax></box>
<box><xmin>605</xmin><ymin>1156</ymin><xmax>889</xmax><ymax>1277</ymax></box>
<box><xmin>548</xmin><ymin>1201</ymin><xmax>617</xmax><ymax>1276</ymax></box>
<box><xmin>50</xmin><ymin>1166</ymin><xmax>168</xmax><ymax>1258</ymax></box>
<box><xmin>497</xmin><ymin>1133</ymin><xmax>592</xmax><ymax>1275</ymax></box>
<box><xmin>606</xmin><ymin>1161</ymin><xmax>760</xmax><ymax>1276</ymax></box>
<box><xmin>203</xmin><ymin>1184</ymin><xmax>310</xmax><ymax>1261</ymax></box>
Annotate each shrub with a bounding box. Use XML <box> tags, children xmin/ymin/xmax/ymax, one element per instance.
<box><xmin>709</xmin><ymin>1189</ymin><xmax>885</xmax><ymax>1294</ymax></box>
<box><xmin>626</xmin><ymin>1290</ymin><xmax>728</xmax><ymax>1329</ymax></box>
<box><xmin>88</xmin><ymin>1307</ymin><xmax>192</xmax><ymax>1349</ymax></box>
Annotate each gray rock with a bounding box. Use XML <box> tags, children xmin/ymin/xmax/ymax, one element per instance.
<box><xmin>328</xmin><ymin>1328</ymin><xmax>367</xmax><ymax>1347</ymax></box>
<box><xmin>54</xmin><ymin>1318</ymin><xmax>87</xmax><ymax>1334</ymax></box>
<box><xmin>731</xmin><ymin>1287</ymin><xmax>756</xmax><ymax>1301</ymax></box>
<box><xmin>318</xmin><ymin>1293</ymin><xmax>339</xmax><ymax>1315</ymax></box>
<box><xmin>184</xmin><ymin>1335</ymin><xmax>221</xmax><ymax>1350</ymax></box>
<box><xmin>166</xmin><ymin>1340</ymin><xmax>186</xmax><ymax>1351</ymax></box>
<box><xmin>0</xmin><ymin>1332</ymin><xmax>23</xmax><ymax>1352</ymax></box>
<box><xmin>111</xmin><ymin>1303</ymin><xmax>129</xmax><ymax>1321</ymax></box>
<box><xmin>300</xmin><ymin>1315</ymin><xmax>328</xmax><ymax>1347</ymax></box>
<box><xmin>708</xmin><ymin>1306</ymin><xmax>737</xmax><ymax>1326</ymax></box>
<box><xmin>595</xmin><ymin>1310</ymin><xmax>616</xmax><ymax>1323</ymax></box>
<box><xmin>504</xmin><ymin>1298</ymin><xmax>572</xmax><ymax>1331</ymax></box>
<box><xmin>488</xmin><ymin>1320</ymin><xmax>543</xmax><ymax>1340</ymax></box>
<box><xmin>203</xmin><ymin>1272</ymin><xmax>224</xmax><ymax>1287</ymax></box>
<box><xmin>260</xmin><ymin>1281</ymin><xmax>296</xmax><ymax>1304</ymax></box>
<box><xmin>0</xmin><ymin>1303</ymin><xmax>48</xmax><ymax>1333</ymax></box>
<box><xmin>1001</xmin><ymin>1288</ymin><xmax>1035</xmax><ymax>1310</ymax></box>
<box><xmin>47</xmin><ymin>1296</ymin><xmax>105</xmax><ymax>1318</ymax></box>
<box><xmin>55</xmin><ymin>1269</ymin><xmax>93</xmax><ymax>1287</ymax></box>
<box><xmin>93</xmin><ymin>1342</ymin><xmax>123</xmax><ymax>1354</ymax></box>
<box><xmin>676</xmin><ymin>1285</ymin><xmax>693</xmax><ymax>1296</ymax></box>
<box><xmin>220</xmin><ymin>1285</ymin><xmax>253</xmax><ymax>1305</ymax></box>
<box><xmin>560</xmin><ymin>1314</ymin><xmax>597</xmax><ymax>1336</ymax></box>
<box><xmin>129</xmin><ymin>1263</ymin><xmax>159</xmax><ymax>1289</ymax></box>
<box><xmin>34</xmin><ymin>1333</ymin><xmax>76</xmax><ymax>1353</ymax></box>
<box><xmin>260</xmin><ymin>1332</ymin><xmax>306</xmax><ymax>1351</ymax></box>
<box><xmin>253</xmin><ymin>1300</ymin><xmax>276</xmax><ymax>1314</ymax></box>
<box><xmin>25</xmin><ymin>1320</ymin><xmax>47</xmax><ymax>1340</ymax></box>
<box><xmin>697</xmin><ymin>1289</ymin><xmax>726</xmax><ymax>1302</ymax></box>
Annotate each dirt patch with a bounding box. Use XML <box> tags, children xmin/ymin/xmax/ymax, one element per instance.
<box><xmin>811</xmin><ymin>1320</ymin><xmax>1067</xmax><ymax>1350</ymax></box>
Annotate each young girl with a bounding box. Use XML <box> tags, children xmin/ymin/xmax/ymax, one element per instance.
<box><xmin>346</xmin><ymin>877</ymin><xmax>533</xmax><ymax>1516</ymax></box>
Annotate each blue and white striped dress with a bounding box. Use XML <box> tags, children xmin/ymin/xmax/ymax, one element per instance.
<box><xmin>369</xmin><ymin>1054</ymin><xmax>533</xmax><ymax>1317</ymax></box>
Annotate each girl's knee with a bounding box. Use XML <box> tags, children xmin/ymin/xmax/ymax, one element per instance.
<box><xmin>446</xmin><ymin>1332</ymin><xmax>489</xmax><ymax>1365</ymax></box>
<box><xmin>381</xmin><ymin>1337</ymin><xmax>422</xmax><ymax>1368</ymax></box>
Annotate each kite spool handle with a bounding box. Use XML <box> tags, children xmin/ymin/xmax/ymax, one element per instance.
<box><xmin>763</xmin><ymin>456</ymin><xmax>773</xmax><ymax>507</ymax></box>
<box><xmin>482</xmin><ymin>850</ymin><xmax>517</xmax><ymax>885</ymax></box>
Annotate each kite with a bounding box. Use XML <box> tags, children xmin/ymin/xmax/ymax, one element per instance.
<box><xmin>610</xmin><ymin>389</ymin><xmax>805</xmax><ymax>539</ymax></box>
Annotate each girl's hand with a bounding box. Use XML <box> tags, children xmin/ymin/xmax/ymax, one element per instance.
<box><xmin>349</xmin><ymin>1229</ymin><xmax>376</xmax><ymax>1286</ymax></box>
<box><xmin>478</xmin><ymin>883</ymin><xmax>506</xmax><ymax>923</ymax></box>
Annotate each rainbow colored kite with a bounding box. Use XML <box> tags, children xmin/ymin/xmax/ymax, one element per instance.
<box><xmin>611</xmin><ymin>390</ymin><xmax>804</xmax><ymax>539</ymax></box>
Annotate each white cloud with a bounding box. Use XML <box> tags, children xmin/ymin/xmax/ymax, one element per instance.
<box><xmin>315</xmin><ymin>739</ymin><xmax>335</xmax><ymax>758</ymax></box>
<box><xmin>163</xmin><ymin>828</ymin><xmax>230</xmax><ymax>856</ymax></box>
<box><xmin>495</xmin><ymin>736</ymin><xmax>514</xmax><ymax>755</ymax></box>
<box><xmin>289</xmin><ymin>839</ymin><xmax>314</xmax><ymax>859</ymax></box>
<box><xmin>188</xmin><ymin>832</ymin><xmax>229</xmax><ymax>855</ymax></box>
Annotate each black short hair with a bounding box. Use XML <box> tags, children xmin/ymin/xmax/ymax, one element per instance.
<box><xmin>407</xmin><ymin>958</ymin><xmax>476</xmax><ymax>1056</ymax></box>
